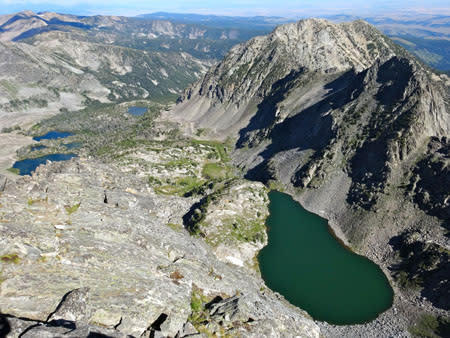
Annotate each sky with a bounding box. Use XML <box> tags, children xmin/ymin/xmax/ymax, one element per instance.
<box><xmin>0</xmin><ymin>0</ymin><xmax>449</xmax><ymax>17</ymax></box>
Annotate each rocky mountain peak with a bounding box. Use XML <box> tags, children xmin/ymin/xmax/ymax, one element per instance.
<box><xmin>12</xmin><ymin>10</ymin><xmax>38</xmax><ymax>18</ymax></box>
<box><xmin>170</xmin><ymin>18</ymin><xmax>449</xmax><ymax>218</ymax></box>
<box><xmin>172</xmin><ymin>19</ymin><xmax>404</xmax><ymax>136</ymax></box>
<box><xmin>269</xmin><ymin>18</ymin><xmax>394</xmax><ymax>70</ymax></box>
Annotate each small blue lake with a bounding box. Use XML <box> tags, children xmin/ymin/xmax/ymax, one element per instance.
<box><xmin>127</xmin><ymin>106</ymin><xmax>148</xmax><ymax>116</ymax></box>
<box><xmin>13</xmin><ymin>154</ymin><xmax>77</xmax><ymax>176</ymax></box>
<box><xmin>64</xmin><ymin>142</ymin><xmax>82</xmax><ymax>150</ymax></box>
<box><xmin>33</xmin><ymin>131</ymin><xmax>73</xmax><ymax>141</ymax></box>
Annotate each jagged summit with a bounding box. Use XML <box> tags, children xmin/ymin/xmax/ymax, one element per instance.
<box><xmin>269</xmin><ymin>18</ymin><xmax>393</xmax><ymax>70</ymax></box>
<box><xmin>15</xmin><ymin>10</ymin><xmax>37</xmax><ymax>16</ymax></box>
<box><xmin>172</xmin><ymin>18</ymin><xmax>412</xmax><ymax>136</ymax></box>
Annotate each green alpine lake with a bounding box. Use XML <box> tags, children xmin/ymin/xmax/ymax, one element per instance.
<box><xmin>258</xmin><ymin>191</ymin><xmax>394</xmax><ymax>325</ymax></box>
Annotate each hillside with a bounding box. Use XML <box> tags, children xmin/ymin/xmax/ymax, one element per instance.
<box><xmin>0</xmin><ymin>11</ymin><xmax>274</xmax><ymax>59</ymax></box>
<box><xmin>0</xmin><ymin>10</ymin><xmax>272</xmax><ymax>129</ymax></box>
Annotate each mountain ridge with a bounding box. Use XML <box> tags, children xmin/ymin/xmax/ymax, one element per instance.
<box><xmin>172</xmin><ymin>18</ymin><xmax>410</xmax><ymax>136</ymax></box>
<box><xmin>168</xmin><ymin>17</ymin><xmax>450</xmax><ymax>336</ymax></box>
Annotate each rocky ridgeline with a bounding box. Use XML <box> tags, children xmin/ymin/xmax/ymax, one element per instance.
<box><xmin>0</xmin><ymin>37</ymin><xmax>207</xmax><ymax>129</ymax></box>
<box><xmin>0</xmin><ymin>158</ymin><xmax>319</xmax><ymax>337</ymax></box>
<box><xmin>173</xmin><ymin>19</ymin><xmax>400</xmax><ymax>134</ymax></box>
<box><xmin>0</xmin><ymin>10</ymin><xmax>226</xmax><ymax>129</ymax></box>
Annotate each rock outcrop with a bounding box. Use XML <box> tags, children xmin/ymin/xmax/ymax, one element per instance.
<box><xmin>184</xmin><ymin>179</ymin><xmax>269</xmax><ymax>269</ymax></box>
<box><xmin>0</xmin><ymin>158</ymin><xmax>319</xmax><ymax>337</ymax></box>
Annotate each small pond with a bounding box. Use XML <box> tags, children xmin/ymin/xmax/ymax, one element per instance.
<box><xmin>33</xmin><ymin>131</ymin><xmax>73</xmax><ymax>142</ymax></box>
<box><xmin>258</xmin><ymin>191</ymin><xmax>394</xmax><ymax>325</ymax></box>
<box><xmin>13</xmin><ymin>153</ymin><xmax>77</xmax><ymax>176</ymax></box>
<box><xmin>127</xmin><ymin>106</ymin><xmax>148</xmax><ymax>116</ymax></box>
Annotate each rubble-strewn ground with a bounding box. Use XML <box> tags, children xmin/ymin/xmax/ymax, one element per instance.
<box><xmin>0</xmin><ymin>156</ymin><xmax>318</xmax><ymax>338</ymax></box>
<box><xmin>0</xmin><ymin>100</ymin><xmax>322</xmax><ymax>337</ymax></box>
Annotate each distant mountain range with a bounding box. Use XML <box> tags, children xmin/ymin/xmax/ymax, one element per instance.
<box><xmin>137</xmin><ymin>12</ymin><xmax>292</xmax><ymax>29</ymax></box>
<box><xmin>1</xmin><ymin>10</ymin><xmax>449</xmax><ymax>129</ymax></box>
<box><xmin>327</xmin><ymin>14</ymin><xmax>450</xmax><ymax>72</ymax></box>
<box><xmin>138</xmin><ymin>12</ymin><xmax>450</xmax><ymax>72</ymax></box>
<box><xmin>0</xmin><ymin>11</ymin><xmax>274</xmax><ymax>127</ymax></box>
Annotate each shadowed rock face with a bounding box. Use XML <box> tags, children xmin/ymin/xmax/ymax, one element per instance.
<box><xmin>408</xmin><ymin>137</ymin><xmax>450</xmax><ymax>222</ymax></box>
<box><xmin>238</xmin><ymin>55</ymin><xmax>447</xmax><ymax>213</ymax></box>
<box><xmin>389</xmin><ymin>230</ymin><xmax>450</xmax><ymax>311</ymax></box>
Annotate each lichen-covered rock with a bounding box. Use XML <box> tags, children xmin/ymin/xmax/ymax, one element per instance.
<box><xmin>185</xmin><ymin>179</ymin><xmax>269</xmax><ymax>270</ymax></box>
<box><xmin>0</xmin><ymin>158</ymin><xmax>319</xmax><ymax>338</ymax></box>
<box><xmin>48</xmin><ymin>287</ymin><xmax>91</xmax><ymax>323</ymax></box>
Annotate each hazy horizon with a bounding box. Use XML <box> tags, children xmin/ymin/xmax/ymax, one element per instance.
<box><xmin>1</xmin><ymin>0</ymin><xmax>449</xmax><ymax>17</ymax></box>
